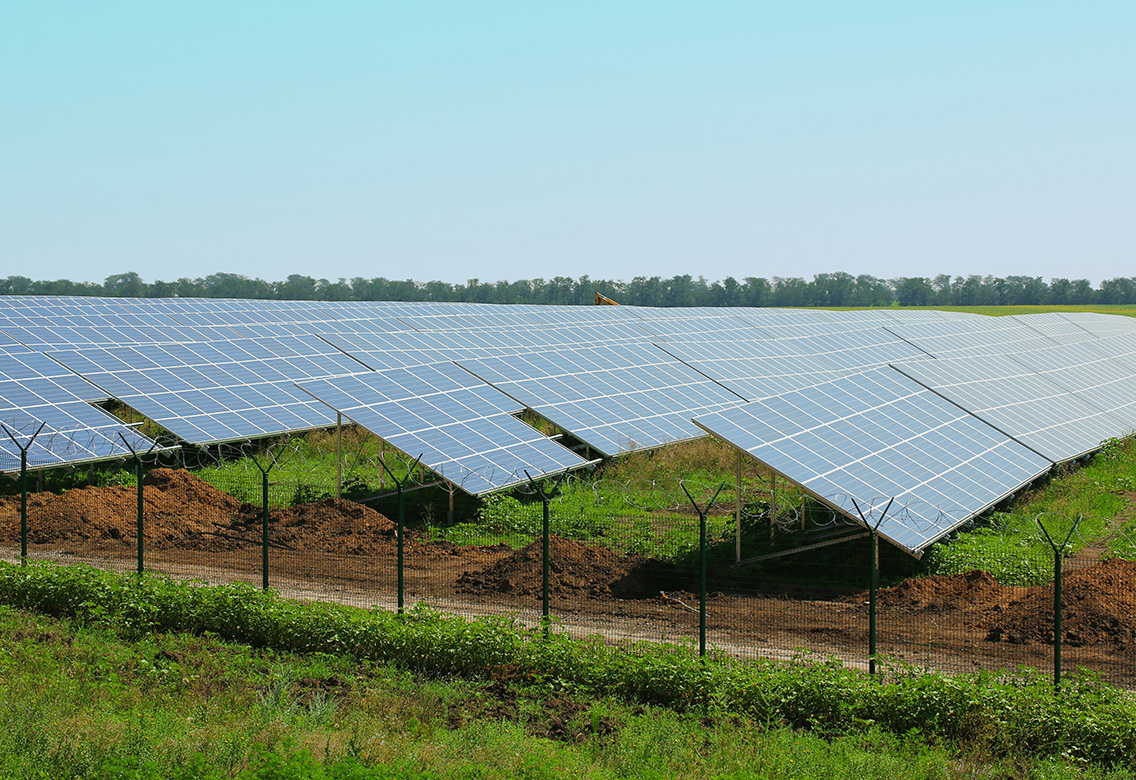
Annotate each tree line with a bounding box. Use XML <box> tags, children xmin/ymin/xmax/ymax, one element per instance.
<box><xmin>2</xmin><ymin>271</ymin><xmax>1135</xmax><ymax>307</ymax></box>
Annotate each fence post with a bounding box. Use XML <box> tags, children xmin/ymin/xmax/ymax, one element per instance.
<box><xmin>248</xmin><ymin>445</ymin><xmax>284</xmax><ymax>592</ymax></box>
<box><xmin>118</xmin><ymin>432</ymin><xmax>166</xmax><ymax>577</ymax></box>
<box><xmin>851</xmin><ymin>497</ymin><xmax>893</xmax><ymax>677</ymax></box>
<box><xmin>377</xmin><ymin>454</ymin><xmax>422</xmax><ymax>616</ymax></box>
<box><xmin>136</xmin><ymin>456</ymin><xmax>145</xmax><ymax>575</ymax></box>
<box><xmin>525</xmin><ymin>470</ymin><xmax>569</xmax><ymax>637</ymax></box>
<box><xmin>1037</xmin><ymin>514</ymin><xmax>1081</xmax><ymax>691</ymax></box>
<box><xmin>261</xmin><ymin>470</ymin><xmax>270</xmax><ymax>590</ymax></box>
<box><xmin>20</xmin><ymin>449</ymin><xmax>28</xmax><ymax>565</ymax></box>
<box><xmin>2</xmin><ymin>422</ymin><xmax>46</xmax><ymax>567</ymax></box>
<box><xmin>680</xmin><ymin>482</ymin><xmax>726</xmax><ymax>658</ymax></box>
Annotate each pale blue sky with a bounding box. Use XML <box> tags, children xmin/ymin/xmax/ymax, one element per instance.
<box><xmin>3</xmin><ymin>2</ymin><xmax>1132</xmax><ymax>286</ymax></box>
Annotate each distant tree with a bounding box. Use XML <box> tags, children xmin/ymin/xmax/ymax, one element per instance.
<box><xmin>0</xmin><ymin>276</ymin><xmax>34</xmax><ymax>295</ymax></box>
<box><xmin>852</xmin><ymin>274</ymin><xmax>893</xmax><ymax>307</ymax></box>
<box><xmin>276</xmin><ymin>274</ymin><xmax>318</xmax><ymax>300</ymax></box>
<box><xmin>741</xmin><ymin>277</ymin><xmax>771</xmax><ymax>307</ymax></box>
<box><xmin>1097</xmin><ymin>277</ymin><xmax>1136</xmax><ymax>305</ymax></box>
<box><xmin>103</xmin><ymin>272</ymin><xmax>146</xmax><ymax>297</ymax></box>
<box><xmin>930</xmin><ymin>274</ymin><xmax>953</xmax><ymax>305</ymax></box>
<box><xmin>771</xmin><ymin>277</ymin><xmax>809</xmax><ymax>307</ymax></box>
<box><xmin>894</xmin><ymin>277</ymin><xmax>934</xmax><ymax>306</ymax></box>
<box><xmin>1070</xmin><ymin>279</ymin><xmax>1095</xmax><ymax>304</ymax></box>
<box><xmin>811</xmin><ymin>272</ymin><xmax>856</xmax><ymax>307</ymax></box>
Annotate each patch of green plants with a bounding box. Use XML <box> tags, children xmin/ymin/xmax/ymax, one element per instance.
<box><xmin>5</xmin><ymin>603</ymin><xmax>1121</xmax><ymax>779</ymax></box>
<box><xmin>2</xmin><ymin>562</ymin><xmax>1136</xmax><ymax>771</ymax></box>
<box><xmin>190</xmin><ymin>429</ymin><xmax>418</xmax><ymax>509</ymax></box>
<box><xmin>924</xmin><ymin>437</ymin><xmax>1136</xmax><ymax>585</ymax></box>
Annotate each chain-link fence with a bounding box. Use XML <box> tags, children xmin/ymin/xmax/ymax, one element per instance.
<box><xmin>2</xmin><ymin>437</ymin><xmax>1135</xmax><ymax>689</ymax></box>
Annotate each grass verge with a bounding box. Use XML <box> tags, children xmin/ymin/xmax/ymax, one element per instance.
<box><xmin>1</xmin><ymin>562</ymin><xmax>1135</xmax><ymax>772</ymax></box>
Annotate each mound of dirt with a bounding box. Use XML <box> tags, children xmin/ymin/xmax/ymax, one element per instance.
<box><xmin>0</xmin><ymin>468</ymin><xmax>239</xmax><ymax>545</ymax></box>
<box><xmin>0</xmin><ymin>469</ymin><xmax>396</xmax><ymax>553</ymax></box>
<box><xmin>984</xmin><ymin>558</ymin><xmax>1136</xmax><ymax>649</ymax></box>
<box><xmin>456</xmin><ymin>535</ymin><xmax>663</xmax><ymax>599</ymax></box>
<box><xmin>234</xmin><ymin>498</ymin><xmax>398</xmax><ymax>555</ymax></box>
<box><xmin>875</xmin><ymin>569</ymin><xmax>1026</xmax><ymax>616</ymax></box>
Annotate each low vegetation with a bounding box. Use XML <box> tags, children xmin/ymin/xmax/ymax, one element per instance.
<box><xmin>2</xmin><ymin>563</ymin><xmax>1136</xmax><ymax>778</ymax></box>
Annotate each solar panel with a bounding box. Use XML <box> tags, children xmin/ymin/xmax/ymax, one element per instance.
<box><xmin>892</xmin><ymin>353</ymin><xmax>1125</xmax><ymax>462</ymax></box>
<box><xmin>1056</xmin><ymin>312</ymin><xmax>1136</xmax><ymax>337</ymax></box>
<box><xmin>0</xmin><ymin>351</ymin><xmax>164</xmax><ymax>471</ymax></box>
<box><xmin>50</xmin><ymin>336</ymin><xmax>368</xmax><ymax>444</ymax></box>
<box><xmin>459</xmin><ymin>344</ymin><xmax>746</xmax><ymax>456</ymax></box>
<box><xmin>658</xmin><ymin>339</ymin><xmax>851</xmax><ymax>401</ymax></box>
<box><xmin>693</xmin><ymin>367</ymin><xmax>1052</xmax><ymax>554</ymax></box>
<box><xmin>1006</xmin><ymin>340</ymin><xmax>1136</xmax><ymax>433</ymax></box>
<box><xmin>885</xmin><ymin>319</ymin><xmax>1062</xmax><ymax>358</ymax></box>
<box><xmin>297</xmin><ymin>362</ymin><xmax>590</xmax><ymax>495</ymax></box>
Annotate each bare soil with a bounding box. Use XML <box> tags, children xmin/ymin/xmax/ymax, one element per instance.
<box><xmin>1</xmin><ymin>470</ymin><xmax>1134</xmax><ymax>684</ymax></box>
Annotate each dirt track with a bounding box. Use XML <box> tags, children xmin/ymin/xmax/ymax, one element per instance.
<box><xmin>2</xmin><ymin>470</ymin><xmax>1135</xmax><ymax>684</ymax></box>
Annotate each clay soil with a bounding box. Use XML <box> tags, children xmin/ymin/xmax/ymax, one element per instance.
<box><xmin>2</xmin><ymin>470</ymin><xmax>1135</xmax><ymax>685</ymax></box>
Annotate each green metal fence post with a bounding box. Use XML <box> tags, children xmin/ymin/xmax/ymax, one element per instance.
<box><xmin>2</xmin><ymin>422</ymin><xmax>46</xmax><ymax>567</ymax></box>
<box><xmin>525</xmin><ymin>470</ymin><xmax>569</xmax><ymax>638</ymax></box>
<box><xmin>19</xmin><ymin>450</ymin><xmax>27</xmax><ymax>565</ymax></box>
<box><xmin>377</xmin><ymin>454</ymin><xmax>422</xmax><ymax>616</ymax></box>
<box><xmin>700</xmin><ymin>505</ymin><xmax>707</xmax><ymax>655</ymax></box>
<box><xmin>262</xmin><ymin>469</ymin><xmax>270</xmax><ymax>590</ymax></box>
<box><xmin>136</xmin><ymin>456</ymin><xmax>145</xmax><ymax>575</ymax></box>
<box><xmin>869</xmin><ymin>527</ymin><xmax>878</xmax><ymax>675</ymax></box>
<box><xmin>116</xmin><ymin>432</ymin><xmax>170</xmax><ymax>578</ymax></box>
<box><xmin>1037</xmin><ymin>514</ymin><xmax>1081</xmax><ymax>692</ymax></box>
<box><xmin>542</xmin><ymin>495</ymin><xmax>550</xmax><ymax>632</ymax></box>
<box><xmin>851</xmin><ymin>497</ymin><xmax>893</xmax><ymax>678</ymax></box>
<box><xmin>680</xmin><ymin>482</ymin><xmax>726</xmax><ymax>658</ymax></box>
<box><xmin>248</xmin><ymin>443</ymin><xmax>285</xmax><ymax>593</ymax></box>
<box><xmin>397</xmin><ymin>478</ymin><xmax>404</xmax><ymax>613</ymax></box>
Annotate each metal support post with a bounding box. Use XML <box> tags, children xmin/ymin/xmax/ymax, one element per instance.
<box><xmin>680</xmin><ymin>482</ymin><xmax>727</xmax><ymax>658</ymax></box>
<box><xmin>851</xmin><ymin>497</ymin><xmax>894</xmax><ymax>677</ymax></box>
<box><xmin>525</xmin><ymin>470</ymin><xmax>569</xmax><ymax>637</ymax></box>
<box><xmin>377</xmin><ymin>454</ymin><xmax>422</xmax><ymax>615</ymax></box>
<box><xmin>249</xmin><ymin>445</ymin><xmax>284</xmax><ymax>592</ymax></box>
<box><xmin>336</xmin><ymin>413</ymin><xmax>343</xmax><ymax>500</ymax></box>
<box><xmin>1037</xmin><ymin>515</ymin><xmax>1081</xmax><ymax>691</ymax></box>
<box><xmin>2</xmin><ymin>422</ymin><xmax>47</xmax><ymax>566</ymax></box>
<box><xmin>735</xmin><ymin>450</ymin><xmax>742</xmax><ymax>563</ymax></box>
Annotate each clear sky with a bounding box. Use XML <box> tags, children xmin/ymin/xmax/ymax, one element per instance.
<box><xmin>3</xmin><ymin>2</ymin><xmax>1133</xmax><ymax>286</ymax></box>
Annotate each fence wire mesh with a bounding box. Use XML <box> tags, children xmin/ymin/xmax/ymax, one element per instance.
<box><xmin>1</xmin><ymin>433</ymin><xmax>1135</xmax><ymax>688</ymax></box>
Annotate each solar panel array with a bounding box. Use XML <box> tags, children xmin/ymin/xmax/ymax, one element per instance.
<box><xmin>459</xmin><ymin>344</ymin><xmax>747</xmax><ymax>456</ymax></box>
<box><xmin>693</xmin><ymin>367</ymin><xmax>1053</xmax><ymax>553</ymax></box>
<box><xmin>297</xmin><ymin>362</ymin><xmax>589</xmax><ymax>494</ymax></box>
<box><xmin>1</xmin><ymin>295</ymin><xmax>1134</xmax><ymax>539</ymax></box>
<box><xmin>0</xmin><ymin>351</ymin><xmax>161</xmax><ymax>470</ymax></box>
<box><xmin>892</xmin><ymin>354</ymin><xmax>1126</xmax><ymax>463</ymax></box>
<box><xmin>50</xmin><ymin>336</ymin><xmax>367</xmax><ymax>444</ymax></box>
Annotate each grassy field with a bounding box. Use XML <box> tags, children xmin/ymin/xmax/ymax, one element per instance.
<box><xmin>3</xmin><ymin>566</ymin><xmax>1136</xmax><ymax>779</ymax></box>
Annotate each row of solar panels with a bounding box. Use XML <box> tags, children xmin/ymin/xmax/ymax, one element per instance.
<box><xmin>3</xmin><ymin>296</ymin><xmax>1136</xmax><ymax>556</ymax></box>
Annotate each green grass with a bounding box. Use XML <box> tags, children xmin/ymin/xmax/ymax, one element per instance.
<box><xmin>191</xmin><ymin>429</ymin><xmax>419</xmax><ymax>508</ymax></box>
<box><xmin>924</xmin><ymin>437</ymin><xmax>1136</xmax><ymax>585</ymax></box>
<box><xmin>2</xmin><ymin>570</ymin><xmax>1136</xmax><ymax>778</ymax></box>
